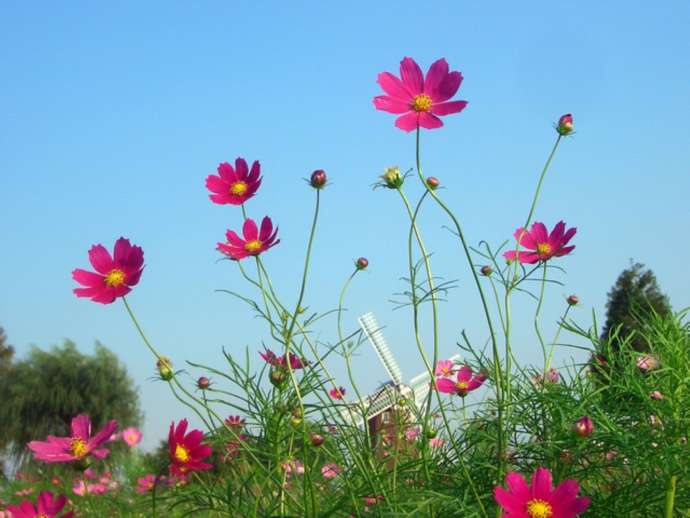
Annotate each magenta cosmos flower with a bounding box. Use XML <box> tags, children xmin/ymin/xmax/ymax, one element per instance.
<box><xmin>217</xmin><ymin>217</ymin><xmax>280</xmax><ymax>260</ymax></box>
<box><xmin>504</xmin><ymin>221</ymin><xmax>576</xmax><ymax>265</ymax></box>
<box><xmin>329</xmin><ymin>386</ymin><xmax>346</xmax><ymax>400</ymax></box>
<box><xmin>121</xmin><ymin>427</ymin><xmax>142</xmax><ymax>447</ymax></box>
<box><xmin>72</xmin><ymin>237</ymin><xmax>144</xmax><ymax>304</ymax></box>
<box><xmin>205</xmin><ymin>158</ymin><xmax>262</xmax><ymax>205</ymax></box>
<box><xmin>494</xmin><ymin>467</ymin><xmax>590</xmax><ymax>518</ymax></box>
<box><xmin>28</xmin><ymin>414</ymin><xmax>118</xmax><ymax>464</ymax></box>
<box><xmin>7</xmin><ymin>491</ymin><xmax>73</xmax><ymax>518</ymax></box>
<box><xmin>435</xmin><ymin>359</ymin><xmax>457</xmax><ymax>377</ymax></box>
<box><xmin>259</xmin><ymin>349</ymin><xmax>306</xmax><ymax>369</ymax></box>
<box><xmin>373</xmin><ymin>57</ymin><xmax>468</xmax><ymax>132</ymax></box>
<box><xmin>436</xmin><ymin>365</ymin><xmax>486</xmax><ymax>397</ymax></box>
<box><xmin>168</xmin><ymin>419</ymin><xmax>213</xmax><ymax>477</ymax></box>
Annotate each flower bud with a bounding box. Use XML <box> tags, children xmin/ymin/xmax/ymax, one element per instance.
<box><xmin>480</xmin><ymin>265</ymin><xmax>493</xmax><ymax>276</ymax></box>
<box><xmin>381</xmin><ymin>166</ymin><xmax>403</xmax><ymax>189</ymax></box>
<box><xmin>650</xmin><ymin>390</ymin><xmax>664</xmax><ymax>400</ymax></box>
<box><xmin>356</xmin><ymin>257</ymin><xmax>369</xmax><ymax>270</ymax></box>
<box><xmin>567</xmin><ymin>294</ymin><xmax>579</xmax><ymax>306</ymax></box>
<box><xmin>269</xmin><ymin>369</ymin><xmax>288</xmax><ymax>388</ymax></box>
<box><xmin>310</xmin><ymin>169</ymin><xmax>327</xmax><ymax>189</ymax></box>
<box><xmin>425</xmin><ymin>428</ymin><xmax>437</xmax><ymax>439</ymax></box>
<box><xmin>557</xmin><ymin>113</ymin><xmax>574</xmax><ymax>136</ymax></box>
<box><xmin>573</xmin><ymin>416</ymin><xmax>594</xmax><ymax>438</ymax></box>
<box><xmin>310</xmin><ymin>433</ymin><xmax>325</xmax><ymax>447</ymax></box>
<box><xmin>197</xmin><ymin>376</ymin><xmax>211</xmax><ymax>390</ymax></box>
<box><xmin>425</xmin><ymin>176</ymin><xmax>440</xmax><ymax>190</ymax></box>
<box><xmin>637</xmin><ymin>354</ymin><xmax>660</xmax><ymax>372</ymax></box>
<box><xmin>156</xmin><ymin>357</ymin><xmax>174</xmax><ymax>381</ymax></box>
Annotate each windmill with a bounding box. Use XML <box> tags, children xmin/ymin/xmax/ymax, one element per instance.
<box><xmin>339</xmin><ymin>312</ymin><xmax>461</xmax><ymax>449</ymax></box>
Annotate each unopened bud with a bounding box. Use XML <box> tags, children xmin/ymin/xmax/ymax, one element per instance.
<box><xmin>381</xmin><ymin>166</ymin><xmax>403</xmax><ymax>189</ymax></box>
<box><xmin>356</xmin><ymin>257</ymin><xmax>369</xmax><ymax>270</ymax></box>
<box><xmin>557</xmin><ymin>113</ymin><xmax>574</xmax><ymax>136</ymax></box>
<box><xmin>650</xmin><ymin>390</ymin><xmax>664</xmax><ymax>400</ymax></box>
<box><xmin>567</xmin><ymin>294</ymin><xmax>579</xmax><ymax>306</ymax></box>
<box><xmin>269</xmin><ymin>369</ymin><xmax>288</xmax><ymax>388</ymax></box>
<box><xmin>425</xmin><ymin>428</ymin><xmax>437</xmax><ymax>439</ymax></box>
<box><xmin>197</xmin><ymin>376</ymin><xmax>211</xmax><ymax>390</ymax></box>
<box><xmin>310</xmin><ymin>169</ymin><xmax>327</xmax><ymax>189</ymax></box>
<box><xmin>425</xmin><ymin>176</ymin><xmax>440</xmax><ymax>190</ymax></box>
<box><xmin>480</xmin><ymin>265</ymin><xmax>493</xmax><ymax>276</ymax></box>
<box><xmin>157</xmin><ymin>357</ymin><xmax>174</xmax><ymax>381</ymax></box>
<box><xmin>310</xmin><ymin>433</ymin><xmax>325</xmax><ymax>447</ymax></box>
<box><xmin>573</xmin><ymin>416</ymin><xmax>594</xmax><ymax>438</ymax></box>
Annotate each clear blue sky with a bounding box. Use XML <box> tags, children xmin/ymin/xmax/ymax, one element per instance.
<box><xmin>2</xmin><ymin>1</ymin><xmax>689</xmax><ymax>450</ymax></box>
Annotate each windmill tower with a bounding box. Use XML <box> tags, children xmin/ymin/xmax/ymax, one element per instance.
<box><xmin>341</xmin><ymin>312</ymin><xmax>460</xmax><ymax>450</ymax></box>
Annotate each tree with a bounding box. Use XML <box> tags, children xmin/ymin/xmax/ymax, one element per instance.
<box><xmin>0</xmin><ymin>340</ymin><xmax>142</xmax><ymax>464</ymax></box>
<box><xmin>600</xmin><ymin>262</ymin><xmax>672</xmax><ymax>352</ymax></box>
<box><xmin>0</xmin><ymin>326</ymin><xmax>14</xmax><ymax>371</ymax></box>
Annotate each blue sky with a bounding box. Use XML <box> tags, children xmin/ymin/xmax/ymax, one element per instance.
<box><xmin>1</xmin><ymin>1</ymin><xmax>689</xmax><ymax>450</ymax></box>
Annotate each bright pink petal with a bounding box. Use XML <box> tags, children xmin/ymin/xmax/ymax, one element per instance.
<box><xmin>562</xmin><ymin>227</ymin><xmax>577</xmax><ymax>245</ymax></box>
<box><xmin>39</xmin><ymin>491</ymin><xmax>66</xmax><ymax>515</ymax></box>
<box><xmin>399</xmin><ymin>57</ymin><xmax>424</xmax><ymax>94</ymax></box>
<box><xmin>205</xmin><ymin>174</ymin><xmax>228</xmax><ymax>194</ymax></box>
<box><xmin>435</xmin><ymin>71</ymin><xmax>463</xmax><ymax>102</ymax></box>
<box><xmin>513</xmin><ymin>227</ymin><xmax>537</xmax><ymax>250</ymax></box>
<box><xmin>467</xmin><ymin>376</ymin><xmax>485</xmax><ymax>391</ymax></box>
<box><xmin>224</xmin><ymin>230</ymin><xmax>245</xmax><ymax>248</ymax></box>
<box><xmin>71</xmin><ymin>415</ymin><xmax>91</xmax><ymax>440</ymax></box>
<box><xmin>235</xmin><ymin>158</ymin><xmax>248</xmax><ymax>180</ymax></box>
<box><xmin>417</xmin><ymin>112</ymin><xmax>444</xmax><ymax>130</ymax></box>
<box><xmin>242</xmin><ymin>219</ymin><xmax>259</xmax><ymax>241</ymax></box>
<box><xmin>435</xmin><ymin>378</ymin><xmax>457</xmax><ymax>394</ymax></box>
<box><xmin>88</xmin><ymin>244</ymin><xmax>114</xmax><ymax>274</ymax></box>
<box><xmin>530</xmin><ymin>222</ymin><xmax>549</xmax><ymax>244</ymax></box>
<box><xmin>88</xmin><ymin>420</ymin><xmax>118</xmax><ymax>450</ymax></box>
<box><xmin>373</xmin><ymin>95</ymin><xmax>411</xmax><ymax>114</ymax></box>
<box><xmin>494</xmin><ymin>486</ymin><xmax>528</xmax><ymax>515</ymax></box>
<box><xmin>72</xmin><ymin>269</ymin><xmax>104</xmax><ymax>287</ymax></box>
<box><xmin>506</xmin><ymin>472</ymin><xmax>530</xmax><ymax>501</ymax></box>
<box><xmin>7</xmin><ymin>500</ymin><xmax>38</xmax><ymax>518</ymax></box>
<box><xmin>549</xmin><ymin>221</ymin><xmax>566</xmax><ymax>245</ymax></box>
<box><xmin>394</xmin><ymin>112</ymin><xmax>420</xmax><ymax>132</ymax></box>
<box><xmin>184</xmin><ymin>430</ymin><xmax>204</xmax><ymax>449</ymax></box>
<box><xmin>259</xmin><ymin>217</ymin><xmax>273</xmax><ymax>241</ymax></box>
<box><xmin>126</xmin><ymin>267</ymin><xmax>144</xmax><ymax>287</ymax></box>
<box><xmin>456</xmin><ymin>366</ymin><xmax>472</xmax><ymax>382</ymax></box>
<box><xmin>431</xmin><ymin>100</ymin><xmax>468</xmax><ymax>116</ymax></box>
<box><xmin>377</xmin><ymin>72</ymin><xmax>413</xmax><ymax>101</ymax></box>
<box><xmin>217</xmin><ymin>162</ymin><xmax>236</xmax><ymax>182</ymax></box>
<box><xmin>90</xmin><ymin>447</ymin><xmax>110</xmax><ymax>459</ymax></box>
<box><xmin>554</xmin><ymin>245</ymin><xmax>575</xmax><ymax>257</ymax></box>
<box><xmin>423</xmin><ymin>58</ymin><xmax>449</xmax><ymax>97</ymax></box>
<box><xmin>531</xmin><ymin>467</ymin><xmax>554</xmax><ymax>501</ymax></box>
<box><xmin>247</xmin><ymin>160</ymin><xmax>261</xmax><ymax>183</ymax></box>
<box><xmin>113</xmin><ymin>237</ymin><xmax>132</xmax><ymax>265</ymax></box>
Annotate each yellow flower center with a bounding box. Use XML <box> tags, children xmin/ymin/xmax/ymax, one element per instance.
<box><xmin>230</xmin><ymin>181</ymin><xmax>248</xmax><ymax>196</ymax></box>
<box><xmin>455</xmin><ymin>380</ymin><xmax>469</xmax><ymax>392</ymax></box>
<box><xmin>104</xmin><ymin>268</ymin><xmax>126</xmax><ymax>287</ymax></box>
<box><xmin>36</xmin><ymin>515</ymin><xmax>49</xmax><ymax>518</ymax></box>
<box><xmin>70</xmin><ymin>438</ymin><xmax>88</xmax><ymax>458</ymax></box>
<box><xmin>526</xmin><ymin>499</ymin><xmax>553</xmax><ymax>518</ymax></box>
<box><xmin>411</xmin><ymin>94</ymin><xmax>432</xmax><ymax>112</ymax></box>
<box><xmin>244</xmin><ymin>240</ymin><xmax>263</xmax><ymax>253</ymax></box>
<box><xmin>536</xmin><ymin>243</ymin><xmax>552</xmax><ymax>255</ymax></box>
<box><xmin>175</xmin><ymin>444</ymin><xmax>190</xmax><ymax>463</ymax></box>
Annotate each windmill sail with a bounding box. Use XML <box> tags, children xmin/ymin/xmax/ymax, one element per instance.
<box><xmin>358</xmin><ymin>312</ymin><xmax>403</xmax><ymax>385</ymax></box>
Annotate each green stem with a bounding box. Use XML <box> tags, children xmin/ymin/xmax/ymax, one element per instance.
<box><xmin>534</xmin><ymin>263</ymin><xmax>549</xmax><ymax>369</ymax></box>
<box><xmin>665</xmin><ymin>475</ymin><xmax>677</xmax><ymax>518</ymax></box>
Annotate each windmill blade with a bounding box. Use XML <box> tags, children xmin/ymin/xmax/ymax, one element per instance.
<box><xmin>410</xmin><ymin>353</ymin><xmax>462</xmax><ymax>407</ymax></box>
<box><xmin>358</xmin><ymin>312</ymin><xmax>403</xmax><ymax>385</ymax></box>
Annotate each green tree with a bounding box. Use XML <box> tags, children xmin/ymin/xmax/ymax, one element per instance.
<box><xmin>601</xmin><ymin>262</ymin><xmax>672</xmax><ymax>352</ymax></box>
<box><xmin>0</xmin><ymin>340</ymin><xmax>142</xmax><ymax>464</ymax></box>
<box><xmin>0</xmin><ymin>327</ymin><xmax>14</xmax><ymax>371</ymax></box>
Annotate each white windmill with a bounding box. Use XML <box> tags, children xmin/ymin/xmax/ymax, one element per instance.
<box><xmin>339</xmin><ymin>312</ymin><xmax>461</xmax><ymax>448</ymax></box>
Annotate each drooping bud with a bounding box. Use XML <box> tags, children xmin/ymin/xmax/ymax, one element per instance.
<box><xmin>356</xmin><ymin>257</ymin><xmax>369</xmax><ymax>270</ymax></box>
<box><xmin>425</xmin><ymin>176</ymin><xmax>440</xmax><ymax>190</ymax></box>
<box><xmin>567</xmin><ymin>294</ymin><xmax>579</xmax><ymax>306</ymax></box>
<box><xmin>197</xmin><ymin>376</ymin><xmax>211</xmax><ymax>390</ymax></box>
<box><xmin>156</xmin><ymin>357</ymin><xmax>174</xmax><ymax>381</ymax></box>
<box><xmin>380</xmin><ymin>166</ymin><xmax>403</xmax><ymax>189</ymax></box>
<box><xmin>310</xmin><ymin>433</ymin><xmax>325</xmax><ymax>447</ymax></box>
<box><xmin>573</xmin><ymin>416</ymin><xmax>594</xmax><ymax>438</ymax></box>
<box><xmin>557</xmin><ymin>113</ymin><xmax>574</xmax><ymax>136</ymax></box>
<box><xmin>310</xmin><ymin>169</ymin><xmax>327</xmax><ymax>189</ymax></box>
<box><xmin>480</xmin><ymin>265</ymin><xmax>493</xmax><ymax>276</ymax></box>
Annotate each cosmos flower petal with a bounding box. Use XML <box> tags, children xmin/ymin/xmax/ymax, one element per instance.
<box><xmin>235</xmin><ymin>157</ymin><xmax>249</xmax><ymax>179</ymax></box>
<box><xmin>424</xmin><ymin>58</ymin><xmax>449</xmax><ymax>97</ymax></box>
<box><xmin>259</xmin><ymin>216</ymin><xmax>274</xmax><ymax>242</ymax></box>
<box><xmin>377</xmin><ymin>72</ymin><xmax>413</xmax><ymax>101</ymax></box>
<box><xmin>435</xmin><ymin>378</ymin><xmax>457</xmax><ymax>394</ymax></box>
<box><xmin>242</xmin><ymin>218</ymin><xmax>259</xmax><ymax>241</ymax></box>
<box><xmin>417</xmin><ymin>112</ymin><xmax>444</xmax><ymax>130</ymax></box>
<box><xmin>88</xmin><ymin>244</ymin><xmax>114</xmax><ymax>274</ymax></box>
<box><xmin>531</xmin><ymin>467</ymin><xmax>554</xmax><ymax>500</ymax></box>
<box><xmin>394</xmin><ymin>112</ymin><xmax>420</xmax><ymax>132</ymax></box>
<box><xmin>435</xmin><ymin>71</ymin><xmax>463</xmax><ymax>102</ymax></box>
<box><xmin>71</xmin><ymin>415</ymin><xmax>92</xmax><ymax>440</ymax></box>
<box><xmin>399</xmin><ymin>57</ymin><xmax>424</xmax><ymax>93</ymax></box>
<box><xmin>72</xmin><ymin>269</ymin><xmax>105</xmax><ymax>287</ymax></box>
<box><xmin>373</xmin><ymin>95</ymin><xmax>411</xmax><ymax>114</ymax></box>
<box><xmin>431</xmin><ymin>100</ymin><xmax>467</xmax><ymax>116</ymax></box>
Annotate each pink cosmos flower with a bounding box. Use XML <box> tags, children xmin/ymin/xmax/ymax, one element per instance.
<box><xmin>435</xmin><ymin>359</ymin><xmax>456</xmax><ymax>377</ymax></box>
<box><xmin>121</xmin><ymin>427</ymin><xmax>142</xmax><ymax>447</ymax></box>
<box><xmin>217</xmin><ymin>217</ymin><xmax>280</xmax><ymax>260</ymax></box>
<box><xmin>494</xmin><ymin>467</ymin><xmax>590</xmax><ymax>518</ymax></box>
<box><xmin>329</xmin><ymin>386</ymin><xmax>346</xmax><ymax>400</ymax></box>
<box><xmin>637</xmin><ymin>354</ymin><xmax>660</xmax><ymax>372</ymax></box>
<box><xmin>205</xmin><ymin>158</ymin><xmax>262</xmax><ymax>205</ymax></box>
<box><xmin>168</xmin><ymin>419</ymin><xmax>213</xmax><ymax>477</ymax></box>
<box><xmin>72</xmin><ymin>238</ymin><xmax>144</xmax><ymax>304</ymax></box>
<box><xmin>504</xmin><ymin>221</ymin><xmax>576</xmax><ymax>264</ymax></box>
<box><xmin>224</xmin><ymin>415</ymin><xmax>246</xmax><ymax>428</ymax></box>
<box><xmin>429</xmin><ymin>436</ymin><xmax>445</xmax><ymax>449</ymax></box>
<box><xmin>259</xmin><ymin>349</ymin><xmax>306</xmax><ymax>369</ymax></box>
<box><xmin>321</xmin><ymin>463</ymin><xmax>340</xmax><ymax>479</ymax></box>
<box><xmin>135</xmin><ymin>474</ymin><xmax>157</xmax><ymax>494</ymax></box>
<box><xmin>373</xmin><ymin>57</ymin><xmax>468</xmax><ymax>132</ymax></box>
<box><xmin>282</xmin><ymin>459</ymin><xmax>304</xmax><ymax>476</ymax></box>
<box><xmin>7</xmin><ymin>491</ymin><xmax>73</xmax><ymax>518</ymax></box>
<box><xmin>436</xmin><ymin>366</ymin><xmax>486</xmax><ymax>397</ymax></box>
<box><xmin>28</xmin><ymin>414</ymin><xmax>118</xmax><ymax>464</ymax></box>
<box><xmin>405</xmin><ymin>427</ymin><xmax>420</xmax><ymax>442</ymax></box>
